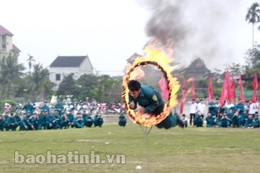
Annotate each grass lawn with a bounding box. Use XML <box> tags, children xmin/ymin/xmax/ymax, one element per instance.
<box><xmin>0</xmin><ymin>124</ymin><xmax>259</xmax><ymax>173</ymax></box>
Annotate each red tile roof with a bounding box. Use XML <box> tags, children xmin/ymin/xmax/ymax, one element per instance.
<box><xmin>0</xmin><ymin>25</ymin><xmax>13</xmax><ymax>36</ymax></box>
<box><xmin>12</xmin><ymin>44</ymin><xmax>21</xmax><ymax>53</ymax></box>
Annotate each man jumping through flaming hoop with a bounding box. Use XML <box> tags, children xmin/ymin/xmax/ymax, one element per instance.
<box><xmin>128</xmin><ymin>80</ymin><xmax>184</xmax><ymax>129</ymax></box>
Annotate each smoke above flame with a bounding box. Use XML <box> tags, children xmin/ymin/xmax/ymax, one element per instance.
<box><xmin>139</xmin><ymin>0</ymin><xmax>246</xmax><ymax>70</ymax></box>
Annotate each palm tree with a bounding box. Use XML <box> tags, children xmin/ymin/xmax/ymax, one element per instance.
<box><xmin>246</xmin><ymin>2</ymin><xmax>260</xmax><ymax>48</ymax></box>
<box><xmin>0</xmin><ymin>54</ymin><xmax>25</xmax><ymax>98</ymax></box>
<box><xmin>27</xmin><ymin>54</ymin><xmax>35</xmax><ymax>75</ymax></box>
<box><xmin>30</xmin><ymin>64</ymin><xmax>53</xmax><ymax>100</ymax></box>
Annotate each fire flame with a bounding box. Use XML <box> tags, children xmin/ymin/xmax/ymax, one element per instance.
<box><xmin>122</xmin><ymin>45</ymin><xmax>180</xmax><ymax>127</ymax></box>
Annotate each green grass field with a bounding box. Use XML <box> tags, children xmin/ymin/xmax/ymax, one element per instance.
<box><xmin>0</xmin><ymin>124</ymin><xmax>259</xmax><ymax>173</ymax></box>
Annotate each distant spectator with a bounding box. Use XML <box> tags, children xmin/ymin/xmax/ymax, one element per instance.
<box><xmin>118</xmin><ymin>112</ymin><xmax>127</xmax><ymax>127</ymax></box>
<box><xmin>7</xmin><ymin>113</ymin><xmax>18</xmax><ymax>131</ymax></box>
<box><xmin>0</xmin><ymin>115</ymin><xmax>4</xmax><ymax>131</ymax></box>
<box><xmin>73</xmin><ymin>112</ymin><xmax>84</xmax><ymax>128</ymax></box>
<box><xmin>55</xmin><ymin>99</ymin><xmax>64</xmax><ymax>116</ymax></box>
<box><xmin>180</xmin><ymin>114</ymin><xmax>188</xmax><ymax>127</ymax></box>
<box><xmin>194</xmin><ymin>113</ymin><xmax>203</xmax><ymax>127</ymax></box>
<box><xmin>253</xmin><ymin>113</ymin><xmax>259</xmax><ymax>128</ymax></box>
<box><xmin>197</xmin><ymin>99</ymin><xmax>206</xmax><ymax>119</ymax></box>
<box><xmin>94</xmin><ymin>112</ymin><xmax>104</xmax><ymax>127</ymax></box>
<box><xmin>231</xmin><ymin>110</ymin><xmax>239</xmax><ymax>128</ymax></box>
<box><xmin>23</xmin><ymin>100</ymin><xmax>35</xmax><ymax>115</ymax></box>
<box><xmin>206</xmin><ymin>112</ymin><xmax>217</xmax><ymax>127</ymax></box>
<box><xmin>189</xmin><ymin>99</ymin><xmax>198</xmax><ymax>126</ymax></box>
<box><xmin>245</xmin><ymin>114</ymin><xmax>254</xmax><ymax>128</ymax></box>
<box><xmin>219</xmin><ymin>114</ymin><xmax>230</xmax><ymax>128</ymax></box>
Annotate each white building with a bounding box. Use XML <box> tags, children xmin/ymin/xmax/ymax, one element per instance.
<box><xmin>0</xmin><ymin>25</ymin><xmax>20</xmax><ymax>64</ymax></box>
<box><xmin>49</xmin><ymin>56</ymin><xmax>94</xmax><ymax>90</ymax></box>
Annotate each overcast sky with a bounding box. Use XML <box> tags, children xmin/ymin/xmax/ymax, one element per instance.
<box><xmin>0</xmin><ymin>0</ymin><xmax>259</xmax><ymax>76</ymax></box>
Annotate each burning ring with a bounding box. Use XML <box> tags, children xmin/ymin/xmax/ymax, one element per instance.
<box><xmin>122</xmin><ymin>46</ymin><xmax>180</xmax><ymax>127</ymax></box>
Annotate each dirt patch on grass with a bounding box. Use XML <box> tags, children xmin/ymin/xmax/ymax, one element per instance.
<box><xmin>77</xmin><ymin>139</ymin><xmax>103</xmax><ymax>143</ymax></box>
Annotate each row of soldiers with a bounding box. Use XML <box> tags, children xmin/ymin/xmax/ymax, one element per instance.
<box><xmin>192</xmin><ymin>98</ymin><xmax>260</xmax><ymax>128</ymax></box>
<box><xmin>0</xmin><ymin>109</ymin><xmax>104</xmax><ymax>131</ymax></box>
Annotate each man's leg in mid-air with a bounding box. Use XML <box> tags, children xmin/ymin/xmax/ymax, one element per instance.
<box><xmin>156</xmin><ymin>112</ymin><xmax>184</xmax><ymax>129</ymax></box>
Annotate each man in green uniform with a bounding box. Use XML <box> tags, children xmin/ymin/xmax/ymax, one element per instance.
<box><xmin>55</xmin><ymin>99</ymin><xmax>64</xmax><ymax>116</ymax></box>
<box><xmin>94</xmin><ymin>112</ymin><xmax>104</xmax><ymax>127</ymax></box>
<box><xmin>66</xmin><ymin>109</ymin><xmax>74</xmax><ymax>128</ymax></box>
<box><xmin>82</xmin><ymin>110</ymin><xmax>92</xmax><ymax>127</ymax></box>
<box><xmin>227</xmin><ymin>109</ymin><xmax>234</xmax><ymax>120</ymax></box>
<box><xmin>14</xmin><ymin>112</ymin><xmax>21</xmax><ymax>129</ymax></box>
<box><xmin>7</xmin><ymin>113</ymin><xmax>18</xmax><ymax>131</ymax></box>
<box><xmin>61</xmin><ymin>112</ymin><xmax>69</xmax><ymax>129</ymax></box>
<box><xmin>219</xmin><ymin>114</ymin><xmax>230</xmax><ymax>127</ymax></box>
<box><xmin>20</xmin><ymin>116</ymin><xmax>34</xmax><ymax>130</ymax></box>
<box><xmin>38</xmin><ymin>111</ymin><xmax>47</xmax><ymax>130</ymax></box>
<box><xmin>127</xmin><ymin>80</ymin><xmax>184</xmax><ymax>129</ymax></box>
<box><xmin>73</xmin><ymin>112</ymin><xmax>84</xmax><ymax>128</ymax></box>
<box><xmin>29</xmin><ymin>113</ymin><xmax>39</xmax><ymax>130</ymax></box>
<box><xmin>194</xmin><ymin>113</ymin><xmax>203</xmax><ymax>127</ymax></box>
<box><xmin>235</xmin><ymin>99</ymin><xmax>244</xmax><ymax>116</ymax></box>
<box><xmin>85</xmin><ymin>113</ymin><xmax>93</xmax><ymax>128</ymax></box>
<box><xmin>0</xmin><ymin>115</ymin><xmax>5</xmax><ymax>131</ymax></box>
<box><xmin>206</xmin><ymin>112</ymin><xmax>217</xmax><ymax>127</ymax></box>
<box><xmin>46</xmin><ymin>113</ymin><xmax>56</xmax><ymax>129</ymax></box>
<box><xmin>245</xmin><ymin>114</ymin><xmax>255</xmax><ymax>128</ymax></box>
<box><xmin>118</xmin><ymin>112</ymin><xmax>127</xmax><ymax>127</ymax></box>
<box><xmin>41</xmin><ymin>100</ymin><xmax>50</xmax><ymax>114</ymax></box>
<box><xmin>3</xmin><ymin>111</ymin><xmax>9</xmax><ymax>131</ymax></box>
<box><xmin>54</xmin><ymin>112</ymin><xmax>62</xmax><ymax>129</ymax></box>
<box><xmin>23</xmin><ymin>100</ymin><xmax>35</xmax><ymax>115</ymax></box>
<box><xmin>253</xmin><ymin>113</ymin><xmax>259</xmax><ymax>128</ymax></box>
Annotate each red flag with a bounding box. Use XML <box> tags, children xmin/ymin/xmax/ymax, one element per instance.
<box><xmin>220</xmin><ymin>70</ymin><xmax>230</xmax><ymax>106</ymax></box>
<box><xmin>238</xmin><ymin>75</ymin><xmax>244</xmax><ymax>103</ymax></box>
<box><xmin>208</xmin><ymin>76</ymin><xmax>213</xmax><ymax>103</ymax></box>
<box><xmin>191</xmin><ymin>80</ymin><xmax>195</xmax><ymax>99</ymax></box>
<box><xmin>180</xmin><ymin>79</ymin><xmax>187</xmax><ymax>114</ymax></box>
<box><xmin>158</xmin><ymin>76</ymin><xmax>169</xmax><ymax>100</ymax></box>
<box><xmin>230</xmin><ymin>77</ymin><xmax>236</xmax><ymax>100</ymax></box>
<box><xmin>252</xmin><ymin>73</ymin><xmax>258</xmax><ymax>103</ymax></box>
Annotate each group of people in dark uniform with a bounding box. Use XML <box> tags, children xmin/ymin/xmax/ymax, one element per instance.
<box><xmin>189</xmin><ymin>98</ymin><xmax>260</xmax><ymax>128</ymax></box>
<box><xmin>0</xmin><ymin>99</ymin><xmax>106</xmax><ymax>131</ymax></box>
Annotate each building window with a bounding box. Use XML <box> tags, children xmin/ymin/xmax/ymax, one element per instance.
<box><xmin>56</xmin><ymin>74</ymin><xmax>61</xmax><ymax>81</ymax></box>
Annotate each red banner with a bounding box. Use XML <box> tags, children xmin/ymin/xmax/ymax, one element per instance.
<box><xmin>252</xmin><ymin>73</ymin><xmax>258</xmax><ymax>103</ymax></box>
<box><xmin>220</xmin><ymin>70</ymin><xmax>230</xmax><ymax>106</ymax></box>
<box><xmin>208</xmin><ymin>76</ymin><xmax>213</xmax><ymax>103</ymax></box>
<box><xmin>238</xmin><ymin>75</ymin><xmax>244</xmax><ymax>103</ymax></box>
<box><xmin>230</xmin><ymin>77</ymin><xmax>236</xmax><ymax>100</ymax></box>
<box><xmin>158</xmin><ymin>76</ymin><xmax>169</xmax><ymax>100</ymax></box>
<box><xmin>180</xmin><ymin>79</ymin><xmax>187</xmax><ymax>114</ymax></box>
<box><xmin>191</xmin><ymin>80</ymin><xmax>195</xmax><ymax>100</ymax></box>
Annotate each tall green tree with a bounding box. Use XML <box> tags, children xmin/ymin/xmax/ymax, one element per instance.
<box><xmin>246</xmin><ymin>2</ymin><xmax>260</xmax><ymax>48</ymax></box>
<box><xmin>0</xmin><ymin>54</ymin><xmax>25</xmax><ymax>98</ymax></box>
<box><xmin>27</xmin><ymin>54</ymin><xmax>35</xmax><ymax>75</ymax></box>
<box><xmin>244</xmin><ymin>44</ymin><xmax>260</xmax><ymax>73</ymax></box>
<box><xmin>75</xmin><ymin>74</ymin><xmax>99</xmax><ymax>100</ymax></box>
<box><xmin>30</xmin><ymin>63</ymin><xmax>54</xmax><ymax>101</ymax></box>
<box><xmin>57</xmin><ymin>73</ymin><xmax>76</xmax><ymax>96</ymax></box>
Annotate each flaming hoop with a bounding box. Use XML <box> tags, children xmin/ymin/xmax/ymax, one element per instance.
<box><xmin>122</xmin><ymin>46</ymin><xmax>180</xmax><ymax>127</ymax></box>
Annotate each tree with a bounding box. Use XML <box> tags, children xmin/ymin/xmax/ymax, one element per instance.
<box><xmin>75</xmin><ymin>74</ymin><xmax>99</xmax><ymax>100</ymax></box>
<box><xmin>0</xmin><ymin>54</ymin><xmax>25</xmax><ymax>98</ymax></box>
<box><xmin>27</xmin><ymin>54</ymin><xmax>35</xmax><ymax>75</ymax></box>
<box><xmin>224</xmin><ymin>63</ymin><xmax>245</xmax><ymax>76</ymax></box>
<box><xmin>246</xmin><ymin>2</ymin><xmax>260</xmax><ymax>48</ymax></box>
<box><xmin>244</xmin><ymin>45</ymin><xmax>260</xmax><ymax>74</ymax></box>
<box><xmin>57</xmin><ymin>74</ymin><xmax>76</xmax><ymax>96</ymax></box>
<box><xmin>29</xmin><ymin>64</ymin><xmax>54</xmax><ymax>101</ymax></box>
